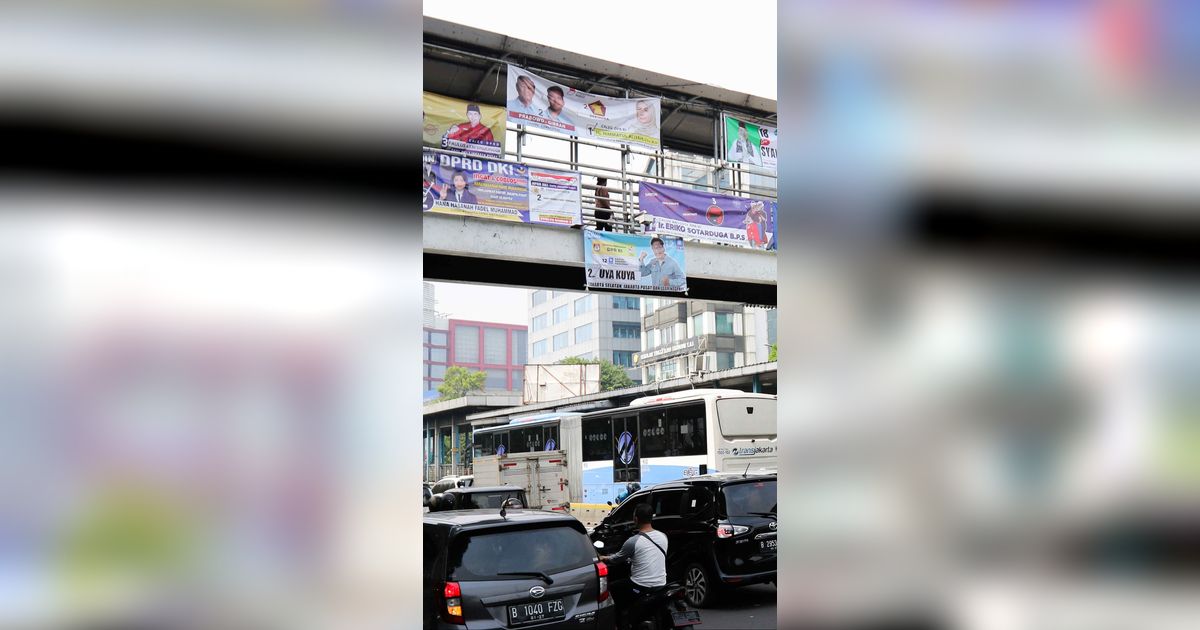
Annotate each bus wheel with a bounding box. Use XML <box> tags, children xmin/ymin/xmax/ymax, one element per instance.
<box><xmin>684</xmin><ymin>562</ymin><xmax>718</xmax><ymax>608</ymax></box>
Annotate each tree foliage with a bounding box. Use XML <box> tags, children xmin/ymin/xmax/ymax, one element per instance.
<box><xmin>437</xmin><ymin>365</ymin><xmax>487</xmax><ymax>401</ymax></box>
<box><xmin>768</xmin><ymin>344</ymin><xmax>777</xmax><ymax>362</ymax></box>
<box><xmin>557</xmin><ymin>356</ymin><xmax>634</xmax><ymax>391</ymax></box>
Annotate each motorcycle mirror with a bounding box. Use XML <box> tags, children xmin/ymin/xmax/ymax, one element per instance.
<box><xmin>593</xmin><ymin>540</ymin><xmax>605</xmax><ymax>549</ymax></box>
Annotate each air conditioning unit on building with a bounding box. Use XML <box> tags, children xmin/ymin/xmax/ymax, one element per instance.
<box><xmin>689</xmin><ymin>354</ymin><xmax>708</xmax><ymax>376</ymax></box>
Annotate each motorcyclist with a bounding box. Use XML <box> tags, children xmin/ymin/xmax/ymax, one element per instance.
<box><xmin>614</xmin><ymin>482</ymin><xmax>640</xmax><ymax>504</ymax></box>
<box><xmin>600</xmin><ymin>503</ymin><xmax>667</xmax><ymax>629</ymax></box>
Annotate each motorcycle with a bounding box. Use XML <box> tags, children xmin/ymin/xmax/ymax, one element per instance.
<box><xmin>631</xmin><ymin>582</ymin><xmax>701</xmax><ymax>630</ymax></box>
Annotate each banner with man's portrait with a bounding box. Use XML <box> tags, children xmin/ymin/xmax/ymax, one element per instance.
<box><xmin>506</xmin><ymin>64</ymin><xmax>662</xmax><ymax>150</ymax></box>
<box><xmin>584</xmin><ymin>229</ymin><xmax>687</xmax><ymax>293</ymax></box>
<box><xmin>424</xmin><ymin>149</ymin><xmax>581</xmax><ymax>227</ymax></box>
<box><xmin>423</xmin><ymin>92</ymin><xmax>506</xmax><ymax>159</ymax></box>
<box><xmin>638</xmin><ymin>182</ymin><xmax>776</xmax><ymax>250</ymax></box>
<box><xmin>722</xmin><ymin>114</ymin><xmax>777</xmax><ymax>173</ymax></box>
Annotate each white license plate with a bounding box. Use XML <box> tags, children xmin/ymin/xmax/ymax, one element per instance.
<box><xmin>759</xmin><ymin>539</ymin><xmax>777</xmax><ymax>551</ymax></box>
<box><xmin>509</xmin><ymin>598</ymin><xmax>565</xmax><ymax>626</ymax></box>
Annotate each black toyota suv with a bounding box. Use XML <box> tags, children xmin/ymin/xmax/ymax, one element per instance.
<box><xmin>424</xmin><ymin>509</ymin><xmax>615</xmax><ymax>630</ymax></box>
<box><xmin>427</xmin><ymin>486</ymin><xmax>528</xmax><ymax>513</ymax></box>
<box><xmin>590</xmin><ymin>473</ymin><xmax>776</xmax><ymax>608</ymax></box>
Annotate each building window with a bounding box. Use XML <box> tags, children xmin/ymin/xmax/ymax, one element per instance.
<box><xmin>661</xmin><ymin>360</ymin><xmax>678</xmax><ymax>380</ymax></box>
<box><xmin>455</xmin><ymin>326</ymin><xmax>479</xmax><ymax>363</ymax></box>
<box><xmin>715</xmin><ymin>312</ymin><xmax>735</xmax><ymax>335</ymax></box>
<box><xmin>575</xmin><ymin>323</ymin><xmax>593</xmax><ymax>344</ymax></box>
<box><xmin>512</xmin><ymin>370</ymin><xmax>523</xmax><ymax>391</ymax></box>
<box><xmin>552</xmin><ymin>332</ymin><xmax>569</xmax><ymax>351</ymax></box>
<box><xmin>511</xmin><ymin>330</ymin><xmax>527</xmax><ymax>364</ymax></box>
<box><xmin>613</xmin><ymin>295</ymin><xmax>640</xmax><ymax>310</ymax></box>
<box><xmin>485</xmin><ymin>368</ymin><xmax>508</xmax><ymax>390</ymax></box>
<box><xmin>429</xmin><ymin>364</ymin><xmax>447</xmax><ymax>379</ymax></box>
<box><xmin>716</xmin><ymin>352</ymin><xmax>736</xmax><ymax>370</ymax></box>
<box><xmin>613</xmin><ymin>322</ymin><xmax>641</xmax><ymax>339</ymax></box>
<box><xmin>574</xmin><ymin>295</ymin><xmax>592</xmax><ymax>316</ymax></box>
<box><xmin>613</xmin><ymin>350</ymin><xmax>634</xmax><ymax>368</ymax></box>
<box><xmin>532</xmin><ymin>313</ymin><xmax>548</xmax><ymax>332</ymax></box>
<box><xmin>660</xmin><ymin>325</ymin><xmax>674</xmax><ymax>346</ymax></box>
<box><xmin>647</xmin><ymin>328</ymin><xmax>658</xmax><ymax>349</ymax></box>
<box><xmin>423</xmin><ymin>330</ymin><xmax>431</xmax><ymax>343</ymax></box>
<box><xmin>532</xmin><ymin>339</ymin><xmax>547</xmax><ymax>357</ymax></box>
<box><xmin>646</xmin><ymin>364</ymin><xmax>658</xmax><ymax>382</ymax></box>
<box><xmin>692</xmin><ymin>314</ymin><xmax>705</xmax><ymax>336</ymax></box>
<box><xmin>553</xmin><ymin>305</ymin><xmax>570</xmax><ymax>325</ymax></box>
<box><xmin>484</xmin><ymin>327</ymin><xmax>507</xmax><ymax>365</ymax></box>
<box><xmin>532</xmin><ymin>290</ymin><xmax>547</xmax><ymax>306</ymax></box>
<box><xmin>430</xmin><ymin>331</ymin><xmax>447</xmax><ymax>346</ymax></box>
<box><xmin>423</xmin><ymin>347</ymin><xmax>430</xmax><ymax>361</ymax></box>
<box><xmin>430</xmin><ymin>348</ymin><xmax>447</xmax><ymax>363</ymax></box>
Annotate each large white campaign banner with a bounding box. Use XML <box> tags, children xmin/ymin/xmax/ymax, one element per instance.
<box><xmin>506</xmin><ymin>64</ymin><xmax>662</xmax><ymax>150</ymax></box>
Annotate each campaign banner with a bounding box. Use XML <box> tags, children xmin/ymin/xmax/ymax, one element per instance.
<box><xmin>638</xmin><ymin>182</ymin><xmax>776</xmax><ymax>249</ymax></box>
<box><xmin>723</xmin><ymin>114</ymin><xmax>777</xmax><ymax>172</ymax></box>
<box><xmin>584</xmin><ymin>229</ymin><xmax>687</xmax><ymax>293</ymax></box>
<box><xmin>528</xmin><ymin>166</ymin><xmax>582</xmax><ymax>227</ymax></box>
<box><xmin>423</xmin><ymin>92</ymin><xmax>506</xmax><ymax>159</ymax></box>
<box><xmin>423</xmin><ymin>150</ymin><xmax>529</xmax><ymax>222</ymax></box>
<box><xmin>506</xmin><ymin>64</ymin><xmax>662</xmax><ymax>150</ymax></box>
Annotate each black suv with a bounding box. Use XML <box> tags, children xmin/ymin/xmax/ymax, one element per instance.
<box><xmin>424</xmin><ymin>509</ymin><xmax>615</xmax><ymax>629</ymax></box>
<box><xmin>590</xmin><ymin>473</ymin><xmax>776</xmax><ymax>608</ymax></box>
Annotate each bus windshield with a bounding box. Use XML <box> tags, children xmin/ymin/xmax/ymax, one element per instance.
<box><xmin>715</xmin><ymin>398</ymin><xmax>776</xmax><ymax>438</ymax></box>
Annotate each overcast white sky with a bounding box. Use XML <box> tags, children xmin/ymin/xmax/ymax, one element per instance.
<box><xmin>424</xmin><ymin>1</ymin><xmax>776</xmax><ymax>324</ymax></box>
<box><xmin>424</xmin><ymin>0</ymin><xmax>777</xmax><ymax>100</ymax></box>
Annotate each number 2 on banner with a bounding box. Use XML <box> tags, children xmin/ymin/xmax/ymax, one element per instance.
<box><xmin>587</xmin><ymin>268</ymin><xmax>594</xmax><ymax>277</ymax></box>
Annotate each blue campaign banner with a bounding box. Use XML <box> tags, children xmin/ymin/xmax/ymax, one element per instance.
<box><xmin>584</xmin><ymin>229</ymin><xmax>687</xmax><ymax>293</ymax></box>
<box><xmin>423</xmin><ymin>149</ymin><xmax>530</xmax><ymax>222</ymax></box>
<box><xmin>638</xmin><ymin>182</ymin><xmax>776</xmax><ymax>249</ymax></box>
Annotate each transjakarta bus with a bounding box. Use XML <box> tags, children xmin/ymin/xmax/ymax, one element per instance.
<box><xmin>471</xmin><ymin>389</ymin><xmax>776</xmax><ymax>506</ymax></box>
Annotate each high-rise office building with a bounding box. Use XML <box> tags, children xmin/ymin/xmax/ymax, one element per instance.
<box><xmin>527</xmin><ymin>289</ymin><xmax>642</xmax><ymax>384</ymax></box>
<box><xmin>636</xmin><ymin>298</ymin><xmax>770</xmax><ymax>383</ymax></box>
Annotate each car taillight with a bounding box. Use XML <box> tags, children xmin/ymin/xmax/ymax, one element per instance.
<box><xmin>442</xmin><ymin>581</ymin><xmax>464</xmax><ymax>624</ymax></box>
<box><xmin>716</xmin><ymin>520</ymin><xmax>750</xmax><ymax>538</ymax></box>
<box><xmin>596</xmin><ymin>561</ymin><xmax>609</xmax><ymax>602</ymax></box>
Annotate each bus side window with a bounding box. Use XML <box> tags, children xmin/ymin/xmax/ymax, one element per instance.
<box><xmin>667</xmin><ymin>403</ymin><xmax>706</xmax><ymax>457</ymax></box>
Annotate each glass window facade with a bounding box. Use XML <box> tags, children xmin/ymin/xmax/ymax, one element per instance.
<box><xmin>574</xmin><ymin>295</ymin><xmax>592</xmax><ymax>316</ymax></box>
<box><xmin>715</xmin><ymin>312</ymin><xmax>735</xmax><ymax>335</ymax></box>
<box><xmin>692</xmin><ymin>314</ymin><xmax>705</xmax><ymax>336</ymax></box>
<box><xmin>430</xmin><ymin>348</ymin><xmax>447</xmax><ymax>363</ymax></box>
<box><xmin>552</xmin><ymin>332</ymin><xmax>569</xmax><ymax>351</ymax></box>
<box><xmin>511</xmin><ymin>370</ymin><xmax>523</xmax><ymax>391</ymax></box>
<box><xmin>553</xmin><ymin>305</ymin><xmax>570</xmax><ymax>325</ymax></box>
<box><xmin>430</xmin><ymin>331</ymin><xmax>447</xmax><ymax>346</ymax></box>
<box><xmin>485</xmin><ymin>368</ymin><xmax>508</xmax><ymax>389</ymax></box>
<box><xmin>429</xmin><ymin>364</ymin><xmax>446</xmax><ymax>379</ymax></box>
<box><xmin>532</xmin><ymin>313</ymin><xmax>548</xmax><ymax>332</ymax></box>
<box><xmin>613</xmin><ymin>350</ymin><xmax>634</xmax><ymax>368</ymax></box>
<box><xmin>532</xmin><ymin>339</ymin><xmax>547</xmax><ymax>357</ymax></box>
<box><xmin>613</xmin><ymin>322</ymin><xmax>641</xmax><ymax>339</ymax></box>
<box><xmin>612</xmin><ymin>295</ymin><xmax>640</xmax><ymax>310</ymax></box>
<box><xmin>716</xmin><ymin>352</ymin><xmax>736</xmax><ymax>370</ymax></box>
<box><xmin>511</xmin><ymin>330</ymin><xmax>527</xmax><ymax>364</ymax></box>
<box><xmin>483</xmin><ymin>327</ymin><xmax>507</xmax><ymax>365</ymax></box>
<box><xmin>532</xmin><ymin>290</ymin><xmax>547</xmax><ymax>306</ymax></box>
<box><xmin>454</xmin><ymin>326</ymin><xmax>479</xmax><ymax>363</ymax></box>
<box><xmin>575</xmin><ymin>323</ymin><xmax>593</xmax><ymax>344</ymax></box>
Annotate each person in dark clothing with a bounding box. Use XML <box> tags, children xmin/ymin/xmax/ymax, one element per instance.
<box><xmin>594</xmin><ymin>177</ymin><xmax>613</xmax><ymax>231</ymax></box>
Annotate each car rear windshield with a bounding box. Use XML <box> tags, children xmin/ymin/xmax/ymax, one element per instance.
<box><xmin>458</xmin><ymin>491</ymin><xmax>524</xmax><ymax>509</ymax></box>
<box><xmin>449</xmin><ymin>525</ymin><xmax>594</xmax><ymax>581</ymax></box>
<box><xmin>722</xmin><ymin>480</ymin><xmax>776</xmax><ymax>517</ymax></box>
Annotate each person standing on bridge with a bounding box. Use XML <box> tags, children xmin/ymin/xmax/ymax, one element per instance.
<box><xmin>638</xmin><ymin>237</ymin><xmax>684</xmax><ymax>289</ymax></box>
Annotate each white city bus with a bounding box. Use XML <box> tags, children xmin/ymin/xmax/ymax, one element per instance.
<box><xmin>470</xmin><ymin>390</ymin><xmax>776</xmax><ymax>506</ymax></box>
<box><xmin>579</xmin><ymin>389</ymin><xmax>777</xmax><ymax>503</ymax></box>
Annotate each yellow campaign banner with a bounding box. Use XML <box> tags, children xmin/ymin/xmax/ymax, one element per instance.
<box><xmin>423</xmin><ymin>92</ymin><xmax>506</xmax><ymax>159</ymax></box>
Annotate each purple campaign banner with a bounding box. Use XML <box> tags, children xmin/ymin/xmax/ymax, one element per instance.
<box><xmin>638</xmin><ymin>182</ymin><xmax>776</xmax><ymax>249</ymax></box>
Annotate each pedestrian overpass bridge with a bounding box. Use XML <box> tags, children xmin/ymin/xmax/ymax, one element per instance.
<box><xmin>423</xmin><ymin>212</ymin><xmax>778</xmax><ymax>306</ymax></box>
